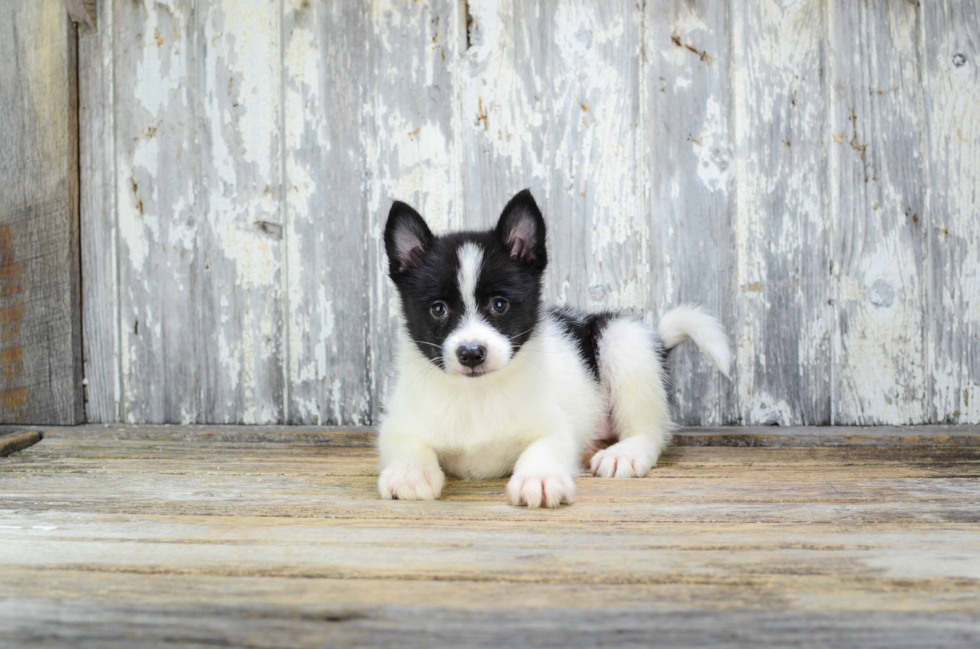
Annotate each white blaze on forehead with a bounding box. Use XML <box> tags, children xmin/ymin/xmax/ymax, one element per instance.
<box><xmin>456</xmin><ymin>242</ymin><xmax>484</xmax><ymax>316</ymax></box>
<box><xmin>442</xmin><ymin>241</ymin><xmax>512</xmax><ymax>376</ymax></box>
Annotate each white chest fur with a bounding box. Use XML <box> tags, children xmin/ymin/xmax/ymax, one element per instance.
<box><xmin>379</xmin><ymin>316</ymin><xmax>603</xmax><ymax>480</ymax></box>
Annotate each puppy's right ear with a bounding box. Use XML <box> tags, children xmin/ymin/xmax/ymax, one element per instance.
<box><xmin>495</xmin><ymin>189</ymin><xmax>546</xmax><ymax>272</ymax></box>
<box><xmin>384</xmin><ymin>201</ymin><xmax>435</xmax><ymax>276</ymax></box>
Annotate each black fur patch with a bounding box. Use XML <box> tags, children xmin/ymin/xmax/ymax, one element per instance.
<box><xmin>655</xmin><ymin>334</ymin><xmax>674</xmax><ymax>404</ymax></box>
<box><xmin>551</xmin><ymin>308</ymin><xmax>675</xmax><ymax>398</ymax></box>
<box><xmin>548</xmin><ymin>308</ymin><xmax>615</xmax><ymax>380</ymax></box>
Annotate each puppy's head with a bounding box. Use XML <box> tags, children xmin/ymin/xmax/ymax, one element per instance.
<box><xmin>384</xmin><ymin>190</ymin><xmax>547</xmax><ymax>378</ymax></box>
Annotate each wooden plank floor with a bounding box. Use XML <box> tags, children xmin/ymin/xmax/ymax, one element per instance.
<box><xmin>1</xmin><ymin>426</ymin><xmax>979</xmax><ymax>648</ymax></box>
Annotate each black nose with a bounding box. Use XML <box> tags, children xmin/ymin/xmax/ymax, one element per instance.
<box><xmin>456</xmin><ymin>344</ymin><xmax>487</xmax><ymax>368</ymax></box>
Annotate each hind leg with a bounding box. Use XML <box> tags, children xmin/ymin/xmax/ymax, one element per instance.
<box><xmin>590</xmin><ymin>318</ymin><xmax>674</xmax><ymax>478</ymax></box>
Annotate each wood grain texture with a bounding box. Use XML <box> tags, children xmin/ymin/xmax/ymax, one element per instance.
<box><xmin>63</xmin><ymin>0</ymin><xmax>97</xmax><ymax>33</ymax></box>
<box><xmin>0</xmin><ymin>427</ymin><xmax>978</xmax><ymax>647</ymax></box>
<box><xmin>646</xmin><ymin>0</ymin><xmax>736</xmax><ymax>425</ymax></box>
<box><xmin>365</xmin><ymin>0</ymin><xmax>462</xmax><ymax>420</ymax></box>
<box><xmin>72</xmin><ymin>1</ymin><xmax>980</xmax><ymax>427</ymax></box>
<box><xmin>830</xmin><ymin>0</ymin><xmax>929</xmax><ymax>424</ymax></box>
<box><xmin>0</xmin><ymin>430</ymin><xmax>42</xmax><ymax>456</ymax></box>
<box><xmin>461</xmin><ymin>1</ymin><xmax>648</xmax><ymax>318</ymax></box>
<box><xmin>113</xmin><ymin>0</ymin><xmax>283</xmax><ymax>424</ymax></box>
<box><xmin>545</xmin><ymin>1</ymin><xmax>647</xmax><ymax>317</ymax></box>
<box><xmin>732</xmin><ymin>0</ymin><xmax>832</xmax><ymax>425</ymax></box>
<box><xmin>112</xmin><ymin>0</ymin><xmax>194</xmax><ymax>423</ymax></box>
<box><xmin>923</xmin><ymin>0</ymin><xmax>980</xmax><ymax>424</ymax></box>
<box><xmin>0</xmin><ymin>0</ymin><xmax>83</xmax><ymax>425</ymax></box>
<box><xmin>282</xmin><ymin>1</ymin><xmax>370</xmax><ymax>425</ymax></box>
<box><xmin>1</xmin><ymin>601</ymin><xmax>977</xmax><ymax>649</ymax></box>
<box><xmin>197</xmin><ymin>0</ymin><xmax>284</xmax><ymax>424</ymax></box>
<box><xmin>13</xmin><ymin>422</ymin><xmax>980</xmax><ymax>448</ymax></box>
<box><xmin>79</xmin><ymin>0</ymin><xmax>119</xmax><ymax>423</ymax></box>
<box><xmin>458</xmin><ymin>0</ymin><xmax>545</xmax><ymax>231</ymax></box>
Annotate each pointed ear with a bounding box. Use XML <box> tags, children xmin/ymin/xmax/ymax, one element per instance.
<box><xmin>384</xmin><ymin>201</ymin><xmax>435</xmax><ymax>276</ymax></box>
<box><xmin>495</xmin><ymin>189</ymin><xmax>547</xmax><ymax>270</ymax></box>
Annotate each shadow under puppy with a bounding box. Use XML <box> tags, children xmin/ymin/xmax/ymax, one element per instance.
<box><xmin>378</xmin><ymin>190</ymin><xmax>730</xmax><ymax>508</ymax></box>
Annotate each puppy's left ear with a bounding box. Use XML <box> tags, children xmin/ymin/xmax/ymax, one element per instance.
<box><xmin>495</xmin><ymin>189</ymin><xmax>547</xmax><ymax>272</ymax></box>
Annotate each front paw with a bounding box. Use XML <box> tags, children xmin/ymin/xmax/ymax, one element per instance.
<box><xmin>378</xmin><ymin>463</ymin><xmax>445</xmax><ymax>501</ymax></box>
<box><xmin>507</xmin><ymin>472</ymin><xmax>575</xmax><ymax>508</ymax></box>
<box><xmin>590</xmin><ymin>437</ymin><xmax>656</xmax><ymax>478</ymax></box>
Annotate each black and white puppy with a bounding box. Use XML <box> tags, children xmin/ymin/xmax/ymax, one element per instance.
<box><xmin>378</xmin><ymin>190</ymin><xmax>730</xmax><ymax>508</ymax></box>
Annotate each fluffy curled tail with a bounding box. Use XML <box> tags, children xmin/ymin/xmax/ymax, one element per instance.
<box><xmin>657</xmin><ymin>304</ymin><xmax>731</xmax><ymax>378</ymax></box>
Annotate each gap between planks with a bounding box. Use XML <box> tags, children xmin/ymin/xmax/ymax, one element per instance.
<box><xmin>12</xmin><ymin>424</ymin><xmax>980</xmax><ymax>449</ymax></box>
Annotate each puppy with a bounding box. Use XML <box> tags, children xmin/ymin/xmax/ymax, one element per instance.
<box><xmin>377</xmin><ymin>190</ymin><xmax>730</xmax><ymax>508</ymax></box>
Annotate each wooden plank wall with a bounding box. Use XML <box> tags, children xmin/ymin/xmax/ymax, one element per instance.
<box><xmin>0</xmin><ymin>0</ymin><xmax>84</xmax><ymax>424</ymax></box>
<box><xmin>78</xmin><ymin>0</ymin><xmax>980</xmax><ymax>427</ymax></box>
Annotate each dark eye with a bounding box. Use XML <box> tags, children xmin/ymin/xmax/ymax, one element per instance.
<box><xmin>490</xmin><ymin>298</ymin><xmax>509</xmax><ymax>315</ymax></box>
<box><xmin>430</xmin><ymin>302</ymin><xmax>448</xmax><ymax>319</ymax></box>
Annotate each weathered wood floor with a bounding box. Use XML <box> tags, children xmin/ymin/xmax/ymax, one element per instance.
<box><xmin>1</xmin><ymin>426</ymin><xmax>979</xmax><ymax>648</ymax></box>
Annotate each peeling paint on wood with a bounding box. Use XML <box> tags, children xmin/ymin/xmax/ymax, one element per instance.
<box><xmin>365</xmin><ymin>0</ymin><xmax>460</xmax><ymax>421</ymax></box>
<box><xmin>647</xmin><ymin>0</ymin><xmax>736</xmax><ymax>425</ymax></box>
<box><xmin>76</xmin><ymin>0</ymin><xmax>980</xmax><ymax>426</ymax></box>
<box><xmin>283</xmin><ymin>0</ymin><xmax>372</xmax><ymax>425</ymax></box>
<box><xmin>830</xmin><ymin>0</ymin><xmax>929</xmax><ymax>425</ymax></box>
<box><xmin>461</xmin><ymin>1</ymin><xmax>648</xmax><ymax>321</ymax></box>
<box><xmin>113</xmin><ymin>0</ymin><xmax>284</xmax><ymax>424</ymax></box>
<box><xmin>923</xmin><ymin>0</ymin><xmax>980</xmax><ymax>424</ymax></box>
<box><xmin>733</xmin><ymin>0</ymin><xmax>832</xmax><ymax>425</ymax></box>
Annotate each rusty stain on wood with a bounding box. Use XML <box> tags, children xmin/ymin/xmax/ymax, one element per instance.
<box><xmin>477</xmin><ymin>97</ymin><xmax>488</xmax><ymax>130</ymax></box>
<box><xmin>1</xmin><ymin>306</ymin><xmax>21</xmax><ymax>327</ymax></box>
<box><xmin>1</xmin><ymin>1</ymin><xmax>83</xmax><ymax>424</ymax></box>
<box><xmin>671</xmin><ymin>33</ymin><xmax>711</xmax><ymax>65</ymax></box>
<box><xmin>1</xmin><ymin>388</ymin><xmax>28</xmax><ymax>414</ymax></box>
<box><xmin>0</xmin><ymin>227</ymin><xmax>19</xmax><ymax>290</ymax></box>
<box><xmin>0</xmin><ymin>347</ymin><xmax>23</xmax><ymax>381</ymax></box>
<box><xmin>0</xmin><ymin>226</ymin><xmax>22</xmax><ymax>397</ymax></box>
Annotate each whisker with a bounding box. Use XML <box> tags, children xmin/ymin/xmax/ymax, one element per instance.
<box><xmin>410</xmin><ymin>339</ymin><xmax>444</xmax><ymax>350</ymax></box>
<box><xmin>506</xmin><ymin>328</ymin><xmax>535</xmax><ymax>341</ymax></box>
<box><xmin>420</xmin><ymin>358</ymin><xmax>442</xmax><ymax>393</ymax></box>
<box><xmin>519</xmin><ymin>354</ymin><xmax>548</xmax><ymax>374</ymax></box>
<box><xmin>406</xmin><ymin>363</ymin><xmax>433</xmax><ymax>390</ymax></box>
